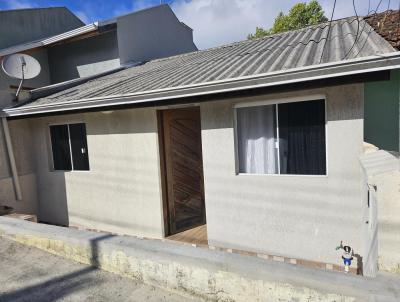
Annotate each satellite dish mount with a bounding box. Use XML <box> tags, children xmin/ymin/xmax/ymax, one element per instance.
<box><xmin>2</xmin><ymin>53</ymin><xmax>41</xmax><ymax>101</ymax></box>
<box><xmin>15</xmin><ymin>56</ymin><xmax>27</xmax><ymax>99</ymax></box>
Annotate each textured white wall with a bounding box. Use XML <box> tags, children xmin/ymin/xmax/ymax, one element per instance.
<box><xmin>200</xmin><ymin>84</ymin><xmax>365</xmax><ymax>266</ymax></box>
<box><xmin>29</xmin><ymin>108</ymin><xmax>164</xmax><ymax>238</ymax></box>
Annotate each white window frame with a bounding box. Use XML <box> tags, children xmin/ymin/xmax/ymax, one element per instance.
<box><xmin>233</xmin><ymin>94</ymin><xmax>328</xmax><ymax>177</ymax></box>
<box><xmin>48</xmin><ymin>121</ymin><xmax>90</xmax><ymax>172</ymax></box>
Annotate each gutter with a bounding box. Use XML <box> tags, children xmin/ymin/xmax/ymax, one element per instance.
<box><xmin>0</xmin><ymin>23</ymin><xmax>99</xmax><ymax>58</ymax></box>
<box><xmin>3</xmin><ymin>52</ymin><xmax>400</xmax><ymax>117</ymax></box>
<box><xmin>1</xmin><ymin>118</ymin><xmax>22</xmax><ymax>200</ymax></box>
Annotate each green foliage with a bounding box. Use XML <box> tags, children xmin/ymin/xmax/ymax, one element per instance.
<box><xmin>248</xmin><ymin>0</ymin><xmax>328</xmax><ymax>39</ymax></box>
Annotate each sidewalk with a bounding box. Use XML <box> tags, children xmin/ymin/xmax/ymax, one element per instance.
<box><xmin>0</xmin><ymin>216</ymin><xmax>399</xmax><ymax>302</ymax></box>
<box><xmin>0</xmin><ymin>237</ymin><xmax>199</xmax><ymax>302</ymax></box>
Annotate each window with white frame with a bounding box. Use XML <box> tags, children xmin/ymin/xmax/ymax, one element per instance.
<box><xmin>49</xmin><ymin>123</ymin><xmax>90</xmax><ymax>171</ymax></box>
<box><xmin>235</xmin><ymin>99</ymin><xmax>326</xmax><ymax>175</ymax></box>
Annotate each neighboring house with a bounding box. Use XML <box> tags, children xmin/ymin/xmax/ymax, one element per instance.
<box><xmin>1</xmin><ymin>9</ymin><xmax>400</xmax><ymax>276</ymax></box>
<box><xmin>0</xmin><ymin>5</ymin><xmax>197</xmax><ymax>215</ymax></box>
<box><xmin>0</xmin><ymin>7</ymin><xmax>84</xmax><ymax>215</ymax></box>
<box><xmin>364</xmin><ymin>10</ymin><xmax>400</xmax><ymax>153</ymax></box>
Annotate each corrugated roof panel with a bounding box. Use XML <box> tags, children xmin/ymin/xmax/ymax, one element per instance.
<box><xmin>15</xmin><ymin>16</ymin><xmax>397</xmax><ymax>108</ymax></box>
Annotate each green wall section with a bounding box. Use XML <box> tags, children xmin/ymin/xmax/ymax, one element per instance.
<box><xmin>364</xmin><ymin>70</ymin><xmax>400</xmax><ymax>152</ymax></box>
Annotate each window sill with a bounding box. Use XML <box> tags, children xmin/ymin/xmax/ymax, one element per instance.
<box><xmin>51</xmin><ymin>170</ymin><xmax>91</xmax><ymax>173</ymax></box>
<box><xmin>236</xmin><ymin>173</ymin><xmax>328</xmax><ymax>178</ymax></box>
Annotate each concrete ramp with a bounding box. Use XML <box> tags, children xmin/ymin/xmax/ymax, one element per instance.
<box><xmin>0</xmin><ymin>216</ymin><xmax>399</xmax><ymax>302</ymax></box>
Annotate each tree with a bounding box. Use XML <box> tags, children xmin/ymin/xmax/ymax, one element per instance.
<box><xmin>248</xmin><ymin>0</ymin><xmax>328</xmax><ymax>39</ymax></box>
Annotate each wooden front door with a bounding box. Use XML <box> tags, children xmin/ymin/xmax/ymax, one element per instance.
<box><xmin>161</xmin><ymin>107</ymin><xmax>206</xmax><ymax>235</ymax></box>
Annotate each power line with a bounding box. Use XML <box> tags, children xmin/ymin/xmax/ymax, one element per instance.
<box><xmin>343</xmin><ymin>0</ymin><xmax>361</xmax><ymax>59</ymax></box>
<box><xmin>319</xmin><ymin>0</ymin><xmax>337</xmax><ymax>63</ymax></box>
<box><xmin>353</xmin><ymin>0</ymin><xmax>386</xmax><ymax>58</ymax></box>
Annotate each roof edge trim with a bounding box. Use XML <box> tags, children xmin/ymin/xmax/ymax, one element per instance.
<box><xmin>4</xmin><ymin>52</ymin><xmax>400</xmax><ymax>117</ymax></box>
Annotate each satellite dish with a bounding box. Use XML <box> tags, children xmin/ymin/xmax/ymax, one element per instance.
<box><xmin>2</xmin><ymin>53</ymin><xmax>41</xmax><ymax>79</ymax></box>
<box><xmin>1</xmin><ymin>53</ymin><xmax>41</xmax><ymax>100</ymax></box>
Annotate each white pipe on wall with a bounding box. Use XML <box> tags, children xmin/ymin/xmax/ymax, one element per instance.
<box><xmin>1</xmin><ymin>117</ymin><xmax>22</xmax><ymax>201</ymax></box>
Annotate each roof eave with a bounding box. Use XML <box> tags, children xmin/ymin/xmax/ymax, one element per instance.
<box><xmin>4</xmin><ymin>52</ymin><xmax>400</xmax><ymax>118</ymax></box>
<box><xmin>0</xmin><ymin>23</ymin><xmax>99</xmax><ymax>57</ymax></box>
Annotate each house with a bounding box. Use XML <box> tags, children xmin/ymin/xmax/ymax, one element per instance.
<box><xmin>364</xmin><ymin>10</ymin><xmax>400</xmax><ymax>154</ymax></box>
<box><xmin>1</xmin><ymin>8</ymin><xmax>400</xmax><ymax>276</ymax></box>
<box><xmin>0</xmin><ymin>7</ymin><xmax>85</xmax><ymax>215</ymax></box>
<box><xmin>0</xmin><ymin>5</ymin><xmax>197</xmax><ymax>215</ymax></box>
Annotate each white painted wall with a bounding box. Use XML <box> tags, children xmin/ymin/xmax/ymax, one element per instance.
<box><xmin>200</xmin><ymin>84</ymin><xmax>365</xmax><ymax>266</ymax></box>
<box><xmin>18</xmin><ymin>83</ymin><xmax>366</xmax><ymax>268</ymax></box>
<box><xmin>360</xmin><ymin>150</ymin><xmax>400</xmax><ymax>274</ymax></box>
<box><xmin>29</xmin><ymin>108</ymin><xmax>164</xmax><ymax>238</ymax></box>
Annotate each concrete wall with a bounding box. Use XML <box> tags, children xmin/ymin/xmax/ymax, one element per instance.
<box><xmin>47</xmin><ymin>31</ymin><xmax>120</xmax><ymax>83</ymax></box>
<box><xmin>14</xmin><ymin>83</ymin><xmax>365</xmax><ymax>268</ymax></box>
<box><xmin>377</xmin><ymin>170</ymin><xmax>400</xmax><ymax>274</ymax></box>
<box><xmin>364</xmin><ymin>70</ymin><xmax>400</xmax><ymax>152</ymax></box>
<box><xmin>28</xmin><ymin>108</ymin><xmax>164</xmax><ymax>238</ymax></box>
<box><xmin>200</xmin><ymin>84</ymin><xmax>365</xmax><ymax>266</ymax></box>
<box><xmin>360</xmin><ymin>150</ymin><xmax>400</xmax><ymax>274</ymax></box>
<box><xmin>117</xmin><ymin>5</ymin><xmax>197</xmax><ymax>64</ymax></box>
<box><xmin>0</xmin><ymin>7</ymin><xmax>83</xmax><ymax>50</ymax></box>
<box><xmin>1</xmin><ymin>119</ymin><xmax>38</xmax><ymax>214</ymax></box>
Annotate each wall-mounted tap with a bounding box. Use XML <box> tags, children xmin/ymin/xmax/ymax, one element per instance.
<box><xmin>336</xmin><ymin>241</ymin><xmax>354</xmax><ymax>273</ymax></box>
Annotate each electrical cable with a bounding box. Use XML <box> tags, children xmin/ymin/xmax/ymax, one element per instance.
<box><xmin>319</xmin><ymin>0</ymin><xmax>337</xmax><ymax>63</ymax></box>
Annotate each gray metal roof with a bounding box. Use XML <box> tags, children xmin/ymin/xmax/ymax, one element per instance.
<box><xmin>7</xmin><ymin>16</ymin><xmax>398</xmax><ymax>113</ymax></box>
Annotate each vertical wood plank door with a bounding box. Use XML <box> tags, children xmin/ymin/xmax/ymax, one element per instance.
<box><xmin>162</xmin><ymin>107</ymin><xmax>206</xmax><ymax>235</ymax></box>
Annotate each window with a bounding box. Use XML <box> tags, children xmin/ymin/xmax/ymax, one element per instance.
<box><xmin>50</xmin><ymin>123</ymin><xmax>90</xmax><ymax>171</ymax></box>
<box><xmin>236</xmin><ymin>99</ymin><xmax>326</xmax><ymax>175</ymax></box>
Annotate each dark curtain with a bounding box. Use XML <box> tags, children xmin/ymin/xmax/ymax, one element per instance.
<box><xmin>50</xmin><ymin>125</ymin><xmax>72</xmax><ymax>171</ymax></box>
<box><xmin>69</xmin><ymin>123</ymin><xmax>90</xmax><ymax>171</ymax></box>
<box><xmin>278</xmin><ymin>99</ymin><xmax>326</xmax><ymax>175</ymax></box>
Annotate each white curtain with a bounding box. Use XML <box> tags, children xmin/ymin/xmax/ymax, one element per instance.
<box><xmin>237</xmin><ymin>105</ymin><xmax>277</xmax><ymax>174</ymax></box>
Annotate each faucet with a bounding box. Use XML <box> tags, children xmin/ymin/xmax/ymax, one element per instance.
<box><xmin>336</xmin><ymin>241</ymin><xmax>354</xmax><ymax>273</ymax></box>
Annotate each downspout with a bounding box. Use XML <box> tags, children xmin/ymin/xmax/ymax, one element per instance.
<box><xmin>1</xmin><ymin>117</ymin><xmax>22</xmax><ymax>200</ymax></box>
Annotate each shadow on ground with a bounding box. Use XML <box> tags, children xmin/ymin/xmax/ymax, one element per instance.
<box><xmin>0</xmin><ymin>234</ymin><xmax>115</xmax><ymax>302</ymax></box>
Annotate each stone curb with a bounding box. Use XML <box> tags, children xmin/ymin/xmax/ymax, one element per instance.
<box><xmin>0</xmin><ymin>217</ymin><xmax>399</xmax><ymax>302</ymax></box>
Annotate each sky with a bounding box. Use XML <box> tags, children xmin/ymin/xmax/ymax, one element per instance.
<box><xmin>0</xmin><ymin>0</ymin><xmax>398</xmax><ymax>49</ymax></box>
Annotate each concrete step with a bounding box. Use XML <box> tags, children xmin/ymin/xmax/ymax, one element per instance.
<box><xmin>0</xmin><ymin>216</ymin><xmax>399</xmax><ymax>302</ymax></box>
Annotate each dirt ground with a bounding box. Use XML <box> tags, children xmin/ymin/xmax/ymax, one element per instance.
<box><xmin>0</xmin><ymin>237</ymin><xmax>200</xmax><ymax>302</ymax></box>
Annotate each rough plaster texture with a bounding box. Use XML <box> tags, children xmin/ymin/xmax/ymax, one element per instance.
<box><xmin>117</xmin><ymin>5</ymin><xmax>197</xmax><ymax>64</ymax></box>
<box><xmin>200</xmin><ymin>84</ymin><xmax>365</xmax><ymax>267</ymax></box>
<box><xmin>1</xmin><ymin>117</ymin><xmax>40</xmax><ymax>215</ymax></box>
<box><xmin>28</xmin><ymin>108</ymin><xmax>164</xmax><ymax>238</ymax></box>
<box><xmin>17</xmin><ymin>84</ymin><xmax>368</xmax><ymax>269</ymax></box>
<box><xmin>1</xmin><ymin>217</ymin><xmax>400</xmax><ymax>302</ymax></box>
<box><xmin>377</xmin><ymin>170</ymin><xmax>400</xmax><ymax>273</ymax></box>
<box><xmin>360</xmin><ymin>150</ymin><xmax>400</xmax><ymax>274</ymax></box>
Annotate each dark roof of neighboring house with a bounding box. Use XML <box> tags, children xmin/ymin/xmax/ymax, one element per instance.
<box><xmin>364</xmin><ymin>10</ymin><xmax>400</xmax><ymax>50</ymax></box>
<box><xmin>4</xmin><ymin>15</ymin><xmax>399</xmax><ymax>117</ymax></box>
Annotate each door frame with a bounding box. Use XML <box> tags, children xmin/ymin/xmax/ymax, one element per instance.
<box><xmin>157</xmin><ymin>106</ymin><xmax>206</xmax><ymax>237</ymax></box>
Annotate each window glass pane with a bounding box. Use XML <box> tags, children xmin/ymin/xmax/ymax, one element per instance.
<box><xmin>69</xmin><ymin>123</ymin><xmax>90</xmax><ymax>171</ymax></box>
<box><xmin>278</xmin><ymin>99</ymin><xmax>326</xmax><ymax>175</ymax></box>
<box><xmin>50</xmin><ymin>125</ymin><xmax>72</xmax><ymax>171</ymax></box>
<box><xmin>237</xmin><ymin>105</ymin><xmax>278</xmax><ymax>174</ymax></box>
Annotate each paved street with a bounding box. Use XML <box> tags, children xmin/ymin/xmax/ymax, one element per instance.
<box><xmin>0</xmin><ymin>238</ymin><xmax>199</xmax><ymax>302</ymax></box>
